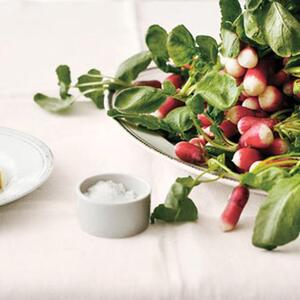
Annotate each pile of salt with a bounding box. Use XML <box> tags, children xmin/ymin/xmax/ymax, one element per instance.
<box><xmin>85</xmin><ymin>180</ymin><xmax>136</xmax><ymax>203</ymax></box>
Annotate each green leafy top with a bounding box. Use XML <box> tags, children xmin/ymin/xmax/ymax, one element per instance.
<box><xmin>56</xmin><ymin>65</ymin><xmax>72</xmax><ymax>99</ymax></box>
<box><xmin>220</xmin><ymin>0</ymin><xmax>300</xmax><ymax>57</ymax></box>
<box><xmin>253</xmin><ymin>174</ymin><xmax>300</xmax><ymax>250</ymax></box>
<box><xmin>195</xmin><ymin>71</ymin><xmax>241</xmax><ymax>110</ymax></box>
<box><xmin>167</xmin><ymin>25</ymin><xmax>197</xmax><ymax>66</ymax></box>
<box><xmin>115</xmin><ymin>51</ymin><xmax>152</xmax><ymax>83</ymax></box>
<box><xmin>219</xmin><ymin>0</ymin><xmax>242</xmax><ymax>29</ymax></box>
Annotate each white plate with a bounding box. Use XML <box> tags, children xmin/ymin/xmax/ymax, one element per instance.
<box><xmin>105</xmin><ymin>68</ymin><xmax>266</xmax><ymax>196</ymax></box>
<box><xmin>0</xmin><ymin>127</ymin><xmax>53</xmax><ymax>205</ymax></box>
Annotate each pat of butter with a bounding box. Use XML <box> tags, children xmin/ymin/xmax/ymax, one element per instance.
<box><xmin>0</xmin><ymin>171</ymin><xmax>4</xmax><ymax>190</ymax></box>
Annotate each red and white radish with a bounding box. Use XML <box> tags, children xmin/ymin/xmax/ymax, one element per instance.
<box><xmin>237</xmin><ymin>116</ymin><xmax>277</xmax><ymax>135</ymax></box>
<box><xmin>203</xmin><ymin>126</ymin><xmax>215</xmax><ymax>139</ymax></box>
<box><xmin>237</xmin><ymin>46</ymin><xmax>258</xmax><ymax>69</ymax></box>
<box><xmin>242</xmin><ymin>97</ymin><xmax>260</xmax><ymax>110</ymax></box>
<box><xmin>258</xmin><ymin>85</ymin><xmax>283</xmax><ymax>112</ymax></box>
<box><xmin>239</xmin><ymin>93</ymin><xmax>248</xmax><ymax>102</ymax></box>
<box><xmin>283</xmin><ymin>57</ymin><xmax>290</xmax><ymax>66</ymax></box>
<box><xmin>235</xmin><ymin>77</ymin><xmax>243</xmax><ymax>86</ymax></box>
<box><xmin>264</xmin><ymin>138</ymin><xmax>289</xmax><ymax>155</ymax></box>
<box><xmin>225</xmin><ymin>58</ymin><xmax>246</xmax><ymax>78</ymax></box>
<box><xmin>243</xmin><ymin>66</ymin><xmax>267</xmax><ymax>96</ymax></box>
<box><xmin>219</xmin><ymin>120</ymin><xmax>238</xmax><ymax>138</ymax></box>
<box><xmin>241</xmin><ymin>90</ymin><xmax>250</xmax><ymax>98</ymax></box>
<box><xmin>293</xmin><ymin>79</ymin><xmax>300</xmax><ymax>100</ymax></box>
<box><xmin>283</xmin><ymin>81</ymin><xmax>294</xmax><ymax>96</ymax></box>
<box><xmin>249</xmin><ymin>160</ymin><xmax>262</xmax><ymax>172</ymax></box>
<box><xmin>220</xmin><ymin>185</ymin><xmax>250</xmax><ymax>232</ymax></box>
<box><xmin>190</xmin><ymin>136</ymin><xmax>207</xmax><ymax>148</ymax></box>
<box><xmin>232</xmin><ymin>148</ymin><xmax>262</xmax><ymax>172</ymax></box>
<box><xmin>254</xmin><ymin>110</ymin><xmax>269</xmax><ymax>118</ymax></box>
<box><xmin>259</xmin><ymin>57</ymin><xmax>278</xmax><ymax>77</ymax></box>
<box><xmin>226</xmin><ymin>105</ymin><xmax>255</xmax><ymax>125</ymax></box>
<box><xmin>133</xmin><ymin>80</ymin><xmax>162</xmax><ymax>89</ymax></box>
<box><xmin>175</xmin><ymin>141</ymin><xmax>205</xmax><ymax>164</ymax></box>
<box><xmin>270</xmin><ymin>70</ymin><xmax>288</xmax><ymax>87</ymax></box>
<box><xmin>197</xmin><ymin>113</ymin><xmax>212</xmax><ymax>127</ymax></box>
<box><xmin>239</xmin><ymin>123</ymin><xmax>274</xmax><ymax>149</ymax></box>
<box><xmin>157</xmin><ymin>96</ymin><xmax>184</xmax><ymax>118</ymax></box>
<box><xmin>182</xmin><ymin>64</ymin><xmax>192</xmax><ymax>70</ymax></box>
<box><xmin>165</xmin><ymin>74</ymin><xmax>184</xmax><ymax>89</ymax></box>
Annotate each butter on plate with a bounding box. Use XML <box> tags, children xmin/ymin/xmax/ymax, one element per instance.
<box><xmin>0</xmin><ymin>171</ymin><xmax>4</xmax><ymax>191</ymax></box>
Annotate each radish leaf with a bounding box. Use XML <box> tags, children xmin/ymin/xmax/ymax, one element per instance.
<box><xmin>195</xmin><ymin>35</ymin><xmax>218</xmax><ymax>64</ymax></box>
<box><xmin>167</xmin><ymin>25</ymin><xmax>196</xmax><ymax>66</ymax></box>
<box><xmin>263</xmin><ymin>2</ymin><xmax>300</xmax><ymax>57</ymax></box>
<box><xmin>151</xmin><ymin>176</ymin><xmax>199</xmax><ymax>223</ymax></box>
<box><xmin>253</xmin><ymin>174</ymin><xmax>300</xmax><ymax>250</ymax></box>
<box><xmin>115</xmin><ymin>51</ymin><xmax>152</xmax><ymax>83</ymax></box>
<box><xmin>195</xmin><ymin>71</ymin><xmax>241</xmax><ymax>110</ymax></box>
<box><xmin>77</xmin><ymin>69</ymin><xmax>104</xmax><ymax>108</ymax></box>
<box><xmin>56</xmin><ymin>65</ymin><xmax>72</xmax><ymax>99</ymax></box>
<box><xmin>164</xmin><ymin>106</ymin><xmax>193</xmax><ymax>137</ymax></box>
<box><xmin>219</xmin><ymin>0</ymin><xmax>242</xmax><ymax>29</ymax></box>
<box><xmin>34</xmin><ymin>93</ymin><xmax>75</xmax><ymax>113</ymax></box>
<box><xmin>114</xmin><ymin>86</ymin><xmax>167</xmax><ymax>113</ymax></box>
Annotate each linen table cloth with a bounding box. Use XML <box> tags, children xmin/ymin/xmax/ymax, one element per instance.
<box><xmin>0</xmin><ymin>1</ymin><xmax>299</xmax><ymax>299</ymax></box>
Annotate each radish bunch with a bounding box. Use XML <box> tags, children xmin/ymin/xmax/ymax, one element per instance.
<box><xmin>223</xmin><ymin>46</ymin><xmax>292</xmax><ymax>173</ymax></box>
<box><xmin>162</xmin><ymin>46</ymin><xmax>298</xmax><ymax>231</ymax></box>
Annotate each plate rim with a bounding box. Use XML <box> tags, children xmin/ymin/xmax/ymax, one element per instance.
<box><xmin>0</xmin><ymin>127</ymin><xmax>54</xmax><ymax>205</ymax></box>
<box><xmin>104</xmin><ymin>68</ymin><xmax>267</xmax><ymax>196</ymax></box>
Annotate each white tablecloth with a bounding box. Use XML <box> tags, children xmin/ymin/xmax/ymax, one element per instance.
<box><xmin>1</xmin><ymin>1</ymin><xmax>300</xmax><ymax>299</ymax></box>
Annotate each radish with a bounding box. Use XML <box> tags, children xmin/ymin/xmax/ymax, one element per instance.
<box><xmin>293</xmin><ymin>79</ymin><xmax>300</xmax><ymax>99</ymax></box>
<box><xmin>225</xmin><ymin>58</ymin><xmax>246</xmax><ymax>78</ymax></box>
<box><xmin>183</xmin><ymin>64</ymin><xmax>192</xmax><ymax>70</ymax></box>
<box><xmin>220</xmin><ymin>185</ymin><xmax>249</xmax><ymax>232</ymax></box>
<box><xmin>232</xmin><ymin>148</ymin><xmax>262</xmax><ymax>172</ymax></box>
<box><xmin>283</xmin><ymin>57</ymin><xmax>290</xmax><ymax>66</ymax></box>
<box><xmin>219</xmin><ymin>120</ymin><xmax>238</xmax><ymax>138</ymax></box>
<box><xmin>283</xmin><ymin>81</ymin><xmax>294</xmax><ymax>96</ymax></box>
<box><xmin>237</xmin><ymin>116</ymin><xmax>277</xmax><ymax>134</ymax></box>
<box><xmin>157</xmin><ymin>96</ymin><xmax>184</xmax><ymax>118</ymax></box>
<box><xmin>258</xmin><ymin>85</ymin><xmax>283</xmax><ymax>112</ymax></box>
<box><xmin>242</xmin><ymin>97</ymin><xmax>260</xmax><ymax>110</ymax></box>
<box><xmin>190</xmin><ymin>136</ymin><xmax>207</xmax><ymax>148</ymax></box>
<box><xmin>239</xmin><ymin>93</ymin><xmax>248</xmax><ymax>102</ymax></box>
<box><xmin>254</xmin><ymin>110</ymin><xmax>268</xmax><ymax>118</ymax></box>
<box><xmin>165</xmin><ymin>74</ymin><xmax>184</xmax><ymax>89</ymax></box>
<box><xmin>226</xmin><ymin>105</ymin><xmax>255</xmax><ymax>124</ymax></box>
<box><xmin>239</xmin><ymin>123</ymin><xmax>274</xmax><ymax>149</ymax></box>
<box><xmin>197</xmin><ymin>113</ymin><xmax>212</xmax><ymax>127</ymax></box>
<box><xmin>203</xmin><ymin>126</ymin><xmax>215</xmax><ymax>138</ymax></box>
<box><xmin>259</xmin><ymin>57</ymin><xmax>278</xmax><ymax>77</ymax></box>
<box><xmin>249</xmin><ymin>160</ymin><xmax>262</xmax><ymax>172</ymax></box>
<box><xmin>235</xmin><ymin>77</ymin><xmax>243</xmax><ymax>86</ymax></box>
<box><xmin>175</xmin><ymin>141</ymin><xmax>205</xmax><ymax>164</ymax></box>
<box><xmin>241</xmin><ymin>90</ymin><xmax>250</xmax><ymax>98</ymax></box>
<box><xmin>133</xmin><ymin>80</ymin><xmax>161</xmax><ymax>89</ymax></box>
<box><xmin>243</xmin><ymin>65</ymin><xmax>267</xmax><ymax>96</ymax></box>
<box><xmin>264</xmin><ymin>138</ymin><xmax>289</xmax><ymax>155</ymax></box>
<box><xmin>270</xmin><ymin>70</ymin><xmax>288</xmax><ymax>86</ymax></box>
<box><xmin>237</xmin><ymin>46</ymin><xmax>258</xmax><ymax>69</ymax></box>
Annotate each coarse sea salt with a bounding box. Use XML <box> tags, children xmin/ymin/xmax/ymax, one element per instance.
<box><xmin>85</xmin><ymin>180</ymin><xmax>136</xmax><ymax>203</ymax></box>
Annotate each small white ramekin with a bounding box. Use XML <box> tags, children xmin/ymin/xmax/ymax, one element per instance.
<box><xmin>77</xmin><ymin>173</ymin><xmax>151</xmax><ymax>238</ymax></box>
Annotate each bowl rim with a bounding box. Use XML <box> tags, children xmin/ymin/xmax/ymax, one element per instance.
<box><xmin>77</xmin><ymin>173</ymin><xmax>151</xmax><ymax>206</ymax></box>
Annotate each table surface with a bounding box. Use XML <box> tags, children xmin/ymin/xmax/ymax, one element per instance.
<box><xmin>1</xmin><ymin>1</ymin><xmax>300</xmax><ymax>300</ymax></box>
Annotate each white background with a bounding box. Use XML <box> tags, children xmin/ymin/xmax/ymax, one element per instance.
<box><xmin>0</xmin><ymin>1</ymin><xmax>300</xmax><ymax>300</ymax></box>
